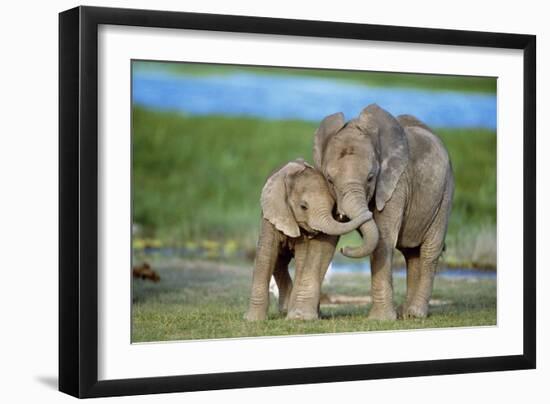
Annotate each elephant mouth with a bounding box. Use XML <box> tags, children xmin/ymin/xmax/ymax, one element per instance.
<box><xmin>299</xmin><ymin>223</ymin><xmax>319</xmax><ymax>237</ymax></box>
<box><xmin>336</xmin><ymin>213</ymin><xmax>350</xmax><ymax>223</ymax></box>
<box><xmin>332</xmin><ymin>205</ymin><xmax>350</xmax><ymax>223</ymax></box>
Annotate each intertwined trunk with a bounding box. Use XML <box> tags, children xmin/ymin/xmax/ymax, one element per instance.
<box><xmin>308</xmin><ymin>207</ymin><xmax>370</xmax><ymax>236</ymax></box>
<box><xmin>338</xmin><ymin>184</ymin><xmax>380</xmax><ymax>258</ymax></box>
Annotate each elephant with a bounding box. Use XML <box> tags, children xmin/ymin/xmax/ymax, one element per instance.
<box><xmin>244</xmin><ymin>159</ymin><xmax>371</xmax><ymax>321</ymax></box>
<box><xmin>313</xmin><ymin>104</ymin><xmax>454</xmax><ymax>320</ymax></box>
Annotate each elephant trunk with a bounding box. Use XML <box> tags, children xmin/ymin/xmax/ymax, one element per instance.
<box><xmin>339</xmin><ymin>185</ymin><xmax>380</xmax><ymax>258</ymax></box>
<box><xmin>309</xmin><ymin>207</ymin><xmax>371</xmax><ymax>236</ymax></box>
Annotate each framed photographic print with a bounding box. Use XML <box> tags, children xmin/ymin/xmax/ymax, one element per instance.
<box><xmin>59</xmin><ymin>5</ymin><xmax>536</xmax><ymax>398</ymax></box>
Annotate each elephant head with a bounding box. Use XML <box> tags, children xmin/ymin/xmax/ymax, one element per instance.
<box><xmin>261</xmin><ymin>159</ymin><xmax>371</xmax><ymax>238</ymax></box>
<box><xmin>313</xmin><ymin>104</ymin><xmax>409</xmax><ymax>258</ymax></box>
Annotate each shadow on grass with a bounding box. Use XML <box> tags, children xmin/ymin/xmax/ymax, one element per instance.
<box><xmin>132</xmin><ymin>259</ymin><xmax>496</xmax><ymax>342</ymax></box>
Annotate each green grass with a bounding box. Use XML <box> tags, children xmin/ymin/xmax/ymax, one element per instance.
<box><xmin>134</xmin><ymin>61</ymin><xmax>496</xmax><ymax>94</ymax></box>
<box><xmin>132</xmin><ymin>109</ymin><xmax>316</xmax><ymax>247</ymax></box>
<box><xmin>437</xmin><ymin>128</ymin><xmax>496</xmax><ymax>268</ymax></box>
<box><xmin>132</xmin><ymin>108</ymin><xmax>496</xmax><ymax>267</ymax></box>
<box><xmin>132</xmin><ymin>259</ymin><xmax>496</xmax><ymax>342</ymax></box>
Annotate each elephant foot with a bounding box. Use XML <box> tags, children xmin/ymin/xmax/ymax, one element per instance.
<box><xmin>244</xmin><ymin>309</ymin><xmax>267</xmax><ymax>321</ymax></box>
<box><xmin>368</xmin><ymin>305</ymin><xmax>397</xmax><ymax>321</ymax></box>
<box><xmin>401</xmin><ymin>302</ymin><xmax>429</xmax><ymax>319</ymax></box>
<box><xmin>287</xmin><ymin>307</ymin><xmax>319</xmax><ymax>320</ymax></box>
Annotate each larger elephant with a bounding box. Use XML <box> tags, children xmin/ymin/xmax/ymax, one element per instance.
<box><xmin>313</xmin><ymin>104</ymin><xmax>454</xmax><ymax>320</ymax></box>
<box><xmin>245</xmin><ymin>159</ymin><xmax>370</xmax><ymax>321</ymax></box>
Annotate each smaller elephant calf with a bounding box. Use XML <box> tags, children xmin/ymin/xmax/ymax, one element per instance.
<box><xmin>244</xmin><ymin>159</ymin><xmax>370</xmax><ymax>321</ymax></box>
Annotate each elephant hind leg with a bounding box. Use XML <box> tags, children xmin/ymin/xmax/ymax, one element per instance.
<box><xmin>245</xmin><ymin>220</ymin><xmax>281</xmax><ymax>321</ymax></box>
<box><xmin>401</xmin><ymin>229</ymin><xmax>446</xmax><ymax>319</ymax></box>
<box><xmin>402</xmin><ymin>252</ymin><xmax>439</xmax><ymax>319</ymax></box>
<box><xmin>403</xmin><ymin>184</ymin><xmax>452</xmax><ymax>319</ymax></box>
<box><xmin>273</xmin><ymin>252</ymin><xmax>292</xmax><ymax>314</ymax></box>
<box><xmin>397</xmin><ymin>247</ymin><xmax>421</xmax><ymax>318</ymax></box>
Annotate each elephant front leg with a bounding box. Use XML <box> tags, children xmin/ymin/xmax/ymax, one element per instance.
<box><xmin>286</xmin><ymin>238</ymin><xmax>321</xmax><ymax>320</ymax></box>
<box><xmin>245</xmin><ymin>220</ymin><xmax>281</xmax><ymax>321</ymax></box>
<box><xmin>315</xmin><ymin>235</ymin><xmax>339</xmax><ymax>316</ymax></box>
<box><xmin>287</xmin><ymin>235</ymin><xmax>337</xmax><ymax>320</ymax></box>
<box><xmin>287</xmin><ymin>238</ymin><xmax>319</xmax><ymax>320</ymax></box>
<box><xmin>368</xmin><ymin>244</ymin><xmax>397</xmax><ymax>321</ymax></box>
<box><xmin>273</xmin><ymin>253</ymin><xmax>292</xmax><ymax>314</ymax></box>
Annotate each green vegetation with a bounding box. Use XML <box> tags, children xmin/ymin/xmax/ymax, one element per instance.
<box><xmin>132</xmin><ymin>259</ymin><xmax>496</xmax><ymax>342</ymax></box>
<box><xmin>134</xmin><ymin>60</ymin><xmax>497</xmax><ymax>94</ymax></box>
<box><xmin>132</xmin><ymin>108</ymin><xmax>316</xmax><ymax>249</ymax></box>
<box><xmin>438</xmin><ymin>128</ymin><xmax>496</xmax><ymax>268</ymax></box>
<box><xmin>132</xmin><ymin>108</ymin><xmax>496</xmax><ymax>268</ymax></box>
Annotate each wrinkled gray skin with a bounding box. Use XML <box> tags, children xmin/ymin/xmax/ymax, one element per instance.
<box><xmin>245</xmin><ymin>160</ymin><xmax>371</xmax><ymax>321</ymax></box>
<box><xmin>314</xmin><ymin>105</ymin><xmax>454</xmax><ymax>320</ymax></box>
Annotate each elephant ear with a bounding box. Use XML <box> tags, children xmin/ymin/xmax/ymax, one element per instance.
<box><xmin>397</xmin><ymin>114</ymin><xmax>432</xmax><ymax>132</ymax></box>
<box><xmin>360</xmin><ymin>104</ymin><xmax>409</xmax><ymax>211</ymax></box>
<box><xmin>261</xmin><ymin>161</ymin><xmax>306</xmax><ymax>238</ymax></box>
<box><xmin>313</xmin><ymin>112</ymin><xmax>345</xmax><ymax>169</ymax></box>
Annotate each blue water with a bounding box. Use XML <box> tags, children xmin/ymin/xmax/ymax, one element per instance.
<box><xmin>132</xmin><ymin>71</ymin><xmax>496</xmax><ymax>130</ymax></box>
<box><xmin>331</xmin><ymin>262</ymin><xmax>496</xmax><ymax>280</ymax></box>
<box><xmin>138</xmin><ymin>247</ymin><xmax>494</xmax><ymax>280</ymax></box>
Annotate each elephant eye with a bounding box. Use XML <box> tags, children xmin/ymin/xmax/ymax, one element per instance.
<box><xmin>300</xmin><ymin>202</ymin><xmax>308</xmax><ymax>210</ymax></box>
<box><xmin>367</xmin><ymin>173</ymin><xmax>375</xmax><ymax>182</ymax></box>
<box><xmin>327</xmin><ymin>177</ymin><xmax>333</xmax><ymax>185</ymax></box>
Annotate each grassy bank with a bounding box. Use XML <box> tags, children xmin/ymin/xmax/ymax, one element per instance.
<box><xmin>132</xmin><ymin>259</ymin><xmax>496</xmax><ymax>342</ymax></box>
<box><xmin>133</xmin><ymin>108</ymin><xmax>496</xmax><ymax>268</ymax></box>
<box><xmin>134</xmin><ymin>61</ymin><xmax>497</xmax><ymax>94</ymax></box>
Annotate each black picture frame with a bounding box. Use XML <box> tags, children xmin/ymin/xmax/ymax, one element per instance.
<box><xmin>59</xmin><ymin>5</ymin><xmax>536</xmax><ymax>398</ymax></box>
